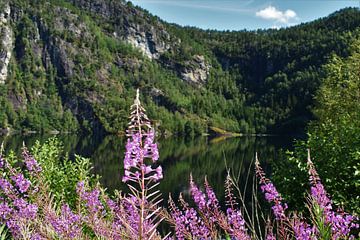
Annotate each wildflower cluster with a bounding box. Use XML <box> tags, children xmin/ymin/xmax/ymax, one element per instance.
<box><xmin>0</xmin><ymin>147</ymin><xmax>164</xmax><ymax>239</ymax></box>
<box><xmin>255</xmin><ymin>151</ymin><xmax>359</xmax><ymax>239</ymax></box>
<box><xmin>0</xmin><ymin>147</ymin><xmax>41</xmax><ymax>238</ymax></box>
<box><xmin>168</xmin><ymin>174</ymin><xmax>251</xmax><ymax>239</ymax></box>
<box><xmin>0</xmin><ymin>90</ymin><xmax>358</xmax><ymax>240</ymax></box>
<box><xmin>307</xmin><ymin>150</ymin><xmax>359</xmax><ymax>239</ymax></box>
<box><xmin>45</xmin><ymin>204</ymin><xmax>82</xmax><ymax>239</ymax></box>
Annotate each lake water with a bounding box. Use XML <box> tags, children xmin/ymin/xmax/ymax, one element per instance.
<box><xmin>0</xmin><ymin>134</ymin><xmax>295</xmax><ymax>208</ymax></box>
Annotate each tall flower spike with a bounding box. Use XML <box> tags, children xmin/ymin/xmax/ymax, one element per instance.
<box><xmin>225</xmin><ymin>172</ymin><xmax>237</xmax><ymax>210</ymax></box>
<box><xmin>255</xmin><ymin>153</ymin><xmax>288</xmax><ymax>221</ymax></box>
<box><xmin>189</xmin><ymin>174</ymin><xmax>206</xmax><ymax>211</ymax></box>
<box><xmin>22</xmin><ymin>145</ymin><xmax>42</xmax><ymax>174</ymax></box>
<box><xmin>224</xmin><ymin>173</ymin><xmax>251</xmax><ymax>240</ymax></box>
<box><xmin>168</xmin><ymin>194</ymin><xmax>188</xmax><ymax>240</ymax></box>
<box><xmin>307</xmin><ymin>149</ymin><xmax>359</xmax><ymax>239</ymax></box>
<box><xmin>127</xmin><ymin>89</ymin><xmax>152</xmax><ymax>136</ymax></box>
<box><xmin>179</xmin><ymin>193</ymin><xmax>210</xmax><ymax>239</ymax></box>
<box><xmin>122</xmin><ymin>89</ymin><xmax>163</xmax><ymax>240</ymax></box>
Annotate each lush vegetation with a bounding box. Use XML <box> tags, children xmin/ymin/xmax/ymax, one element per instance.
<box><xmin>1</xmin><ymin>1</ymin><xmax>359</xmax><ymax>238</ymax></box>
<box><xmin>1</xmin><ymin>0</ymin><xmax>360</xmax><ymax>135</ymax></box>
<box><xmin>0</xmin><ymin>93</ymin><xmax>358</xmax><ymax>239</ymax></box>
<box><xmin>272</xmin><ymin>40</ymin><xmax>360</xmax><ymax>215</ymax></box>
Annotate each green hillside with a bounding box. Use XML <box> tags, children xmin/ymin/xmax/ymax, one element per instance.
<box><xmin>0</xmin><ymin>0</ymin><xmax>359</xmax><ymax>135</ymax></box>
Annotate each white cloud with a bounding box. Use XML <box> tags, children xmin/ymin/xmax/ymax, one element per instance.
<box><xmin>256</xmin><ymin>6</ymin><xmax>297</xmax><ymax>24</ymax></box>
<box><xmin>271</xmin><ymin>25</ymin><xmax>281</xmax><ymax>30</ymax></box>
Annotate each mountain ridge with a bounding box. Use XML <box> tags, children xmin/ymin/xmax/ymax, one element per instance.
<box><xmin>0</xmin><ymin>0</ymin><xmax>359</xmax><ymax>135</ymax></box>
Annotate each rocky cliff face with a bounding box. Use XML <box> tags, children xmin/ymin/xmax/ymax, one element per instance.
<box><xmin>71</xmin><ymin>0</ymin><xmax>172</xmax><ymax>59</ymax></box>
<box><xmin>125</xmin><ymin>25</ymin><xmax>170</xmax><ymax>59</ymax></box>
<box><xmin>1</xmin><ymin>0</ymin><xmax>189</xmax><ymax>133</ymax></box>
<box><xmin>70</xmin><ymin>0</ymin><xmax>210</xmax><ymax>78</ymax></box>
<box><xmin>181</xmin><ymin>55</ymin><xmax>211</xmax><ymax>85</ymax></box>
<box><xmin>0</xmin><ymin>2</ymin><xmax>13</xmax><ymax>84</ymax></box>
<box><xmin>0</xmin><ymin>0</ymin><xmax>211</xmax><ymax>133</ymax></box>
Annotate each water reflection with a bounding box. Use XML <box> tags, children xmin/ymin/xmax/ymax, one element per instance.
<box><xmin>0</xmin><ymin>133</ymin><xmax>293</xmax><ymax>209</ymax></box>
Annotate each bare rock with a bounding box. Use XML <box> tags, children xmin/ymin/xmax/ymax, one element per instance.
<box><xmin>125</xmin><ymin>25</ymin><xmax>170</xmax><ymax>59</ymax></box>
<box><xmin>0</xmin><ymin>2</ymin><xmax>13</xmax><ymax>84</ymax></box>
<box><xmin>53</xmin><ymin>7</ymin><xmax>89</xmax><ymax>39</ymax></box>
<box><xmin>181</xmin><ymin>55</ymin><xmax>211</xmax><ymax>85</ymax></box>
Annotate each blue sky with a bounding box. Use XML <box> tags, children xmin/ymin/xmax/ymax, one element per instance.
<box><xmin>130</xmin><ymin>0</ymin><xmax>359</xmax><ymax>30</ymax></box>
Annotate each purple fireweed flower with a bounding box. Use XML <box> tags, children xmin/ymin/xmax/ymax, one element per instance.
<box><xmin>226</xmin><ymin>208</ymin><xmax>250</xmax><ymax>240</ymax></box>
<box><xmin>170</xmin><ymin>193</ymin><xmax>211</xmax><ymax>239</ymax></box>
<box><xmin>203</xmin><ymin>178</ymin><xmax>233</xmax><ymax>229</ymax></box>
<box><xmin>76</xmin><ymin>181</ymin><xmax>85</xmax><ymax>195</ymax></box>
<box><xmin>122</xmin><ymin>198</ymin><xmax>141</xmax><ymax>233</ymax></box>
<box><xmin>121</xmin><ymin>90</ymin><xmax>164</xmax><ymax>238</ymax></box>
<box><xmin>307</xmin><ymin>151</ymin><xmax>359</xmax><ymax>239</ymax></box>
<box><xmin>21</xmin><ymin>203</ymin><xmax>38</xmax><ymax>219</ymax></box>
<box><xmin>173</xmin><ymin>214</ymin><xmax>186</xmax><ymax>240</ymax></box>
<box><xmin>327</xmin><ymin>210</ymin><xmax>359</xmax><ymax>239</ymax></box>
<box><xmin>47</xmin><ymin>204</ymin><xmax>82</xmax><ymax>239</ymax></box>
<box><xmin>261</xmin><ymin>183</ymin><xmax>280</xmax><ymax>202</ymax></box>
<box><xmin>123</xmin><ymin>133</ymin><xmax>142</xmax><ymax>171</ymax></box>
<box><xmin>168</xmin><ymin>196</ymin><xmax>187</xmax><ymax>240</ymax></box>
<box><xmin>204</xmin><ymin>179</ymin><xmax>219</xmax><ymax>209</ymax></box>
<box><xmin>5</xmin><ymin>199</ymin><xmax>38</xmax><ymax>236</ymax></box>
<box><xmin>122</xmin><ymin>130</ymin><xmax>162</xmax><ymax>183</ymax></box>
<box><xmin>13</xmin><ymin>198</ymin><xmax>38</xmax><ymax>219</ymax></box>
<box><xmin>185</xmin><ymin>207</ymin><xmax>210</xmax><ymax>239</ymax></box>
<box><xmin>76</xmin><ymin>182</ymin><xmax>114</xmax><ymax>238</ymax></box>
<box><xmin>143</xmin><ymin>131</ymin><xmax>159</xmax><ymax>161</ymax></box>
<box><xmin>189</xmin><ymin>177</ymin><xmax>206</xmax><ymax>211</ymax></box>
<box><xmin>106</xmin><ymin>198</ymin><xmax>117</xmax><ymax>212</ymax></box>
<box><xmin>11</xmin><ymin>173</ymin><xmax>31</xmax><ymax>193</ymax></box>
<box><xmin>292</xmin><ymin>219</ymin><xmax>315</xmax><ymax>240</ymax></box>
<box><xmin>121</xmin><ymin>197</ymin><xmax>158</xmax><ymax>238</ymax></box>
<box><xmin>86</xmin><ymin>188</ymin><xmax>104</xmax><ymax>213</ymax></box>
<box><xmin>22</xmin><ymin>148</ymin><xmax>42</xmax><ymax>173</ymax></box>
<box><xmin>271</xmin><ymin>203</ymin><xmax>288</xmax><ymax>220</ymax></box>
<box><xmin>255</xmin><ymin>158</ymin><xmax>288</xmax><ymax>220</ymax></box>
<box><xmin>123</xmin><ymin>90</ymin><xmax>162</xmax><ymax>187</ymax></box>
<box><xmin>76</xmin><ymin>182</ymin><xmax>103</xmax><ymax>214</ymax></box>
<box><xmin>0</xmin><ymin>178</ymin><xmax>14</xmax><ymax>195</ymax></box>
<box><xmin>152</xmin><ymin>166</ymin><xmax>163</xmax><ymax>181</ymax></box>
<box><xmin>6</xmin><ymin>217</ymin><xmax>20</xmax><ymax>236</ymax></box>
<box><xmin>0</xmin><ymin>201</ymin><xmax>12</xmax><ymax>220</ymax></box>
<box><xmin>310</xmin><ymin>183</ymin><xmax>332</xmax><ymax>212</ymax></box>
<box><xmin>307</xmin><ymin>152</ymin><xmax>332</xmax><ymax>215</ymax></box>
<box><xmin>143</xmin><ymin>165</ymin><xmax>153</xmax><ymax>174</ymax></box>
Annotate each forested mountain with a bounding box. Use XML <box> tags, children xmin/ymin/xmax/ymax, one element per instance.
<box><xmin>0</xmin><ymin>0</ymin><xmax>359</xmax><ymax>135</ymax></box>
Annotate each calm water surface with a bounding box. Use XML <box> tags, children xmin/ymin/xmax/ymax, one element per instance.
<box><xmin>0</xmin><ymin>134</ymin><xmax>295</xmax><ymax>206</ymax></box>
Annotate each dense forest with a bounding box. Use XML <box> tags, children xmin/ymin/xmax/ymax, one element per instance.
<box><xmin>0</xmin><ymin>0</ymin><xmax>359</xmax><ymax>135</ymax></box>
<box><xmin>272</xmin><ymin>39</ymin><xmax>360</xmax><ymax>214</ymax></box>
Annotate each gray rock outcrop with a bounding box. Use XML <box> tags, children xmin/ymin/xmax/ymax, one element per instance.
<box><xmin>0</xmin><ymin>2</ymin><xmax>13</xmax><ymax>84</ymax></box>
<box><xmin>181</xmin><ymin>55</ymin><xmax>211</xmax><ymax>85</ymax></box>
<box><xmin>126</xmin><ymin>25</ymin><xmax>170</xmax><ymax>59</ymax></box>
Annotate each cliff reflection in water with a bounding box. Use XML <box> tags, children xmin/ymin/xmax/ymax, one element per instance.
<box><xmin>0</xmin><ymin>134</ymin><xmax>293</xmax><ymax>208</ymax></box>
